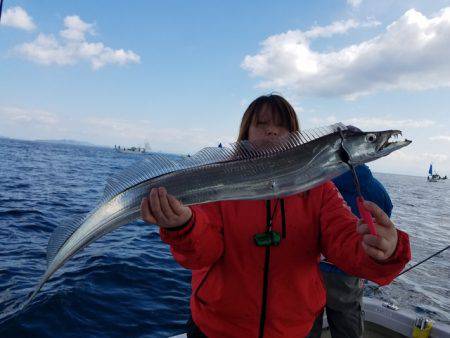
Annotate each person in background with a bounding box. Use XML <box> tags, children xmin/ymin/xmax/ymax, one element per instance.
<box><xmin>309</xmin><ymin>125</ymin><xmax>393</xmax><ymax>338</ymax></box>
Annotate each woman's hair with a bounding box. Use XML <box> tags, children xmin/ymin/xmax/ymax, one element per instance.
<box><xmin>237</xmin><ymin>94</ymin><xmax>300</xmax><ymax>141</ymax></box>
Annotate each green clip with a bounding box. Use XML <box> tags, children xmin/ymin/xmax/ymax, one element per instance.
<box><xmin>254</xmin><ymin>230</ymin><xmax>281</xmax><ymax>247</ymax></box>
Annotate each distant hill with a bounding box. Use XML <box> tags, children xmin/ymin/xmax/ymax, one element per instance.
<box><xmin>34</xmin><ymin>139</ymin><xmax>96</xmax><ymax>147</ymax></box>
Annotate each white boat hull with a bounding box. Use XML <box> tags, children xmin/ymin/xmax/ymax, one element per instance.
<box><xmin>170</xmin><ymin>297</ymin><xmax>450</xmax><ymax>337</ymax></box>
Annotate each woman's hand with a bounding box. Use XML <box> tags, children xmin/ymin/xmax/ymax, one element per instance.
<box><xmin>140</xmin><ymin>187</ymin><xmax>192</xmax><ymax>229</ymax></box>
<box><xmin>357</xmin><ymin>201</ymin><xmax>398</xmax><ymax>261</ymax></box>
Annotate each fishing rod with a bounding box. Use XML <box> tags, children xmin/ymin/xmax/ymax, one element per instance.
<box><xmin>0</xmin><ymin>0</ymin><xmax>4</xmax><ymax>22</ymax></box>
<box><xmin>370</xmin><ymin>244</ymin><xmax>449</xmax><ymax>293</ymax></box>
<box><xmin>396</xmin><ymin>244</ymin><xmax>449</xmax><ymax>277</ymax></box>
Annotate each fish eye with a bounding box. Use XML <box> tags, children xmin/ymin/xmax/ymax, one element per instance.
<box><xmin>366</xmin><ymin>133</ymin><xmax>377</xmax><ymax>143</ymax></box>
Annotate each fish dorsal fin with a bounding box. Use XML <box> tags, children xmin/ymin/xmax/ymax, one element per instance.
<box><xmin>101</xmin><ymin>123</ymin><xmax>346</xmax><ymax>201</ymax></box>
<box><xmin>102</xmin><ymin>153</ymin><xmax>182</xmax><ymax>202</ymax></box>
<box><xmin>100</xmin><ymin>149</ymin><xmax>235</xmax><ymax>202</ymax></box>
<box><xmin>46</xmin><ymin>213</ymin><xmax>92</xmax><ymax>266</ymax></box>
<box><xmin>227</xmin><ymin>122</ymin><xmax>346</xmax><ymax>160</ymax></box>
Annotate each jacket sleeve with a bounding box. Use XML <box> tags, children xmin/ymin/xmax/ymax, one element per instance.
<box><xmin>159</xmin><ymin>202</ymin><xmax>224</xmax><ymax>270</ymax></box>
<box><xmin>319</xmin><ymin>182</ymin><xmax>411</xmax><ymax>286</ymax></box>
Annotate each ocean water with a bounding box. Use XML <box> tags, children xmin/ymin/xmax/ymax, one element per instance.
<box><xmin>0</xmin><ymin>138</ymin><xmax>448</xmax><ymax>337</ymax></box>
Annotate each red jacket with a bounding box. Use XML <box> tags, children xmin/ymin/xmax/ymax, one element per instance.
<box><xmin>160</xmin><ymin>182</ymin><xmax>411</xmax><ymax>337</ymax></box>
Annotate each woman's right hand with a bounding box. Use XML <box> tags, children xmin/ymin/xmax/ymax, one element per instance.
<box><xmin>140</xmin><ymin>187</ymin><xmax>192</xmax><ymax>229</ymax></box>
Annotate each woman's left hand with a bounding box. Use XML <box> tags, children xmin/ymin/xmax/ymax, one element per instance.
<box><xmin>357</xmin><ymin>201</ymin><xmax>398</xmax><ymax>261</ymax></box>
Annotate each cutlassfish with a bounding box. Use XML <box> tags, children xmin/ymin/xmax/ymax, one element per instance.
<box><xmin>26</xmin><ymin>123</ymin><xmax>411</xmax><ymax>304</ymax></box>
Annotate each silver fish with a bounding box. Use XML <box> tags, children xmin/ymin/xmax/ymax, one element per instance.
<box><xmin>26</xmin><ymin>123</ymin><xmax>411</xmax><ymax>304</ymax></box>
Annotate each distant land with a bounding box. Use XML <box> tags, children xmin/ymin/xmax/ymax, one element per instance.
<box><xmin>34</xmin><ymin>139</ymin><xmax>97</xmax><ymax>147</ymax></box>
<box><xmin>0</xmin><ymin>136</ymin><xmax>158</xmax><ymax>151</ymax></box>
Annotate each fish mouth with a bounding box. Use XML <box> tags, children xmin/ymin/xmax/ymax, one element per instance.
<box><xmin>377</xmin><ymin>130</ymin><xmax>412</xmax><ymax>156</ymax></box>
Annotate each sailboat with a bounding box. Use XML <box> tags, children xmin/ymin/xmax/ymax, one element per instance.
<box><xmin>427</xmin><ymin>163</ymin><xmax>447</xmax><ymax>182</ymax></box>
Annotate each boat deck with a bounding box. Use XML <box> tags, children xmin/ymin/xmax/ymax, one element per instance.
<box><xmin>321</xmin><ymin>322</ymin><xmax>406</xmax><ymax>337</ymax></box>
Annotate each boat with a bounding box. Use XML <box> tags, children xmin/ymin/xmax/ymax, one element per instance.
<box><xmin>170</xmin><ymin>296</ymin><xmax>450</xmax><ymax>337</ymax></box>
<box><xmin>321</xmin><ymin>297</ymin><xmax>450</xmax><ymax>337</ymax></box>
<box><xmin>114</xmin><ymin>142</ymin><xmax>151</xmax><ymax>154</ymax></box>
<box><xmin>427</xmin><ymin>163</ymin><xmax>447</xmax><ymax>182</ymax></box>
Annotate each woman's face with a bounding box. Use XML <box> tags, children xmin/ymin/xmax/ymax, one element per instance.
<box><xmin>248</xmin><ymin>106</ymin><xmax>289</xmax><ymax>144</ymax></box>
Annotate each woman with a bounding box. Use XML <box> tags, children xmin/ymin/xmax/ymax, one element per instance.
<box><xmin>140</xmin><ymin>94</ymin><xmax>411</xmax><ymax>338</ymax></box>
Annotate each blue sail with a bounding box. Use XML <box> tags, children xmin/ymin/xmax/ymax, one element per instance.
<box><xmin>428</xmin><ymin>164</ymin><xmax>433</xmax><ymax>175</ymax></box>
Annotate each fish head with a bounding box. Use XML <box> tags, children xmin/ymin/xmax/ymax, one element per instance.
<box><xmin>342</xmin><ymin>129</ymin><xmax>412</xmax><ymax>164</ymax></box>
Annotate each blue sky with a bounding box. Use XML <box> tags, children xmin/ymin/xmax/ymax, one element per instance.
<box><xmin>1</xmin><ymin>0</ymin><xmax>450</xmax><ymax>176</ymax></box>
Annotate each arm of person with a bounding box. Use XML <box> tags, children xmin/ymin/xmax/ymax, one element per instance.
<box><xmin>319</xmin><ymin>182</ymin><xmax>411</xmax><ymax>286</ymax></box>
<box><xmin>141</xmin><ymin>187</ymin><xmax>224</xmax><ymax>270</ymax></box>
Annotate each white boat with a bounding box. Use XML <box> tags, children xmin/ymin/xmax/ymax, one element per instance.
<box><xmin>170</xmin><ymin>297</ymin><xmax>450</xmax><ymax>337</ymax></box>
<box><xmin>322</xmin><ymin>297</ymin><xmax>450</xmax><ymax>337</ymax></box>
<box><xmin>114</xmin><ymin>142</ymin><xmax>151</xmax><ymax>154</ymax></box>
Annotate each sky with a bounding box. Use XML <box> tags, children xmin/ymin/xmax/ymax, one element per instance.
<box><xmin>1</xmin><ymin>0</ymin><xmax>450</xmax><ymax>176</ymax></box>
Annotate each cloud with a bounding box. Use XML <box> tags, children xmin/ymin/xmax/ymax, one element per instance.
<box><xmin>309</xmin><ymin>116</ymin><xmax>339</xmax><ymax>125</ymax></box>
<box><xmin>344</xmin><ymin>117</ymin><xmax>435</xmax><ymax>129</ymax></box>
<box><xmin>303</xmin><ymin>18</ymin><xmax>380</xmax><ymax>39</ymax></box>
<box><xmin>347</xmin><ymin>0</ymin><xmax>362</xmax><ymax>8</ymax></box>
<box><xmin>1</xmin><ymin>6</ymin><xmax>36</xmax><ymax>31</ymax></box>
<box><xmin>80</xmin><ymin>117</ymin><xmax>234</xmax><ymax>153</ymax></box>
<box><xmin>242</xmin><ymin>7</ymin><xmax>450</xmax><ymax>99</ymax></box>
<box><xmin>390</xmin><ymin>150</ymin><xmax>448</xmax><ymax>163</ymax></box>
<box><xmin>369</xmin><ymin>148</ymin><xmax>449</xmax><ymax>176</ymax></box>
<box><xmin>309</xmin><ymin>116</ymin><xmax>435</xmax><ymax>129</ymax></box>
<box><xmin>0</xmin><ymin>107</ymin><xmax>233</xmax><ymax>153</ymax></box>
<box><xmin>83</xmin><ymin>117</ymin><xmax>220</xmax><ymax>144</ymax></box>
<box><xmin>60</xmin><ymin>15</ymin><xmax>95</xmax><ymax>41</ymax></box>
<box><xmin>0</xmin><ymin>106</ymin><xmax>59</xmax><ymax>126</ymax></box>
<box><xmin>14</xmin><ymin>15</ymin><xmax>140</xmax><ymax>69</ymax></box>
<box><xmin>304</xmin><ymin>19</ymin><xmax>360</xmax><ymax>39</ymax></box>
<box><xmin>429</xmin><ymin>135</ymin><xmax>450</xmax><ymax>142</ymax></box>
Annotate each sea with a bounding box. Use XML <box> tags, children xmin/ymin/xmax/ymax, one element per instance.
<box><xmin>0</xmin><ymin>138</ymin><xmax>448</xmax><ymax>337</ymax></box>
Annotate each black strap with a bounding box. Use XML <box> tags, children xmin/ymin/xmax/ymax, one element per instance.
<box><xmin>164</xmin><ymin>214</ymin><xmax>193</xmax><ymax>232</ymax></box>
<box><xmin>259</xmin><ymin>200</ymin><xmax>272</xmax><ymax>338</ymax></box>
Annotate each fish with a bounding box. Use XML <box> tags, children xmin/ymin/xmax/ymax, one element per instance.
<box><xmin>26</xmin><ymin>123</ymin><xmax>411</xmax><ymax>305</ymax></box>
